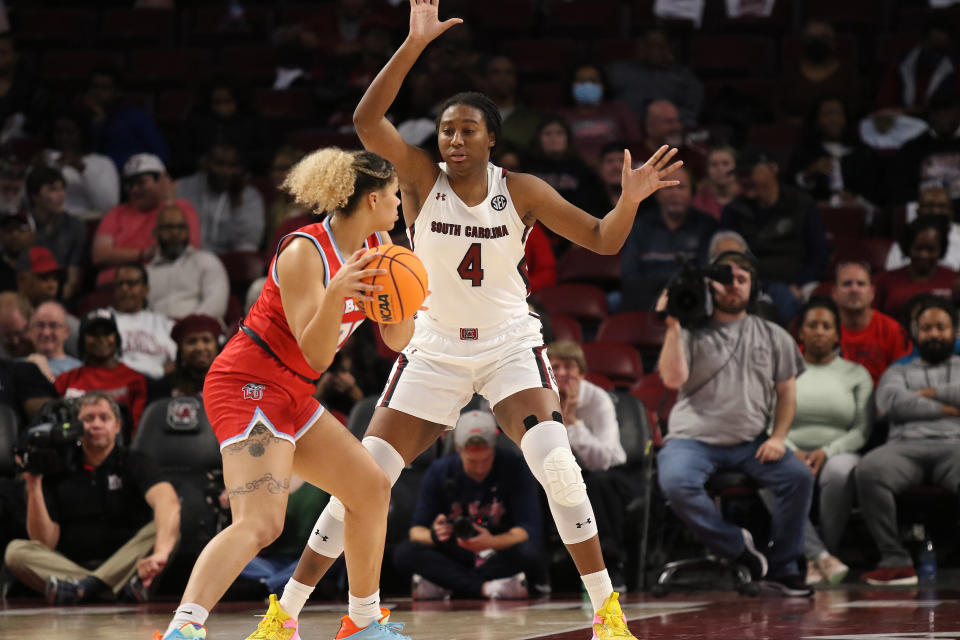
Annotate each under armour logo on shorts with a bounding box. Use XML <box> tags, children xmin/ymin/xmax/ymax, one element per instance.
<box><xmin>242</xmin><ymin>383</ymin><xmax>266</xmax><ymax>400</ymax></box>
<box><xmin>436</xmin><ymin>192</ymin><xmax>446</xmax><ymax>201</ymax></box>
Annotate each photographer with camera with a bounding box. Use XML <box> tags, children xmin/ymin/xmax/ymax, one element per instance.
<box><xmin>4</xmin><ymin>391</ymin><xmax>180</xmax><ymax>604</ymax></box>
<box><xmin>655</xmin><ymin>250</ymin><xmax>815</xmax><ymax>596</ymax></box>
<box><xmin>393</xmin><ymin>410</ymin><xmax>547</xmax><ymax>600</ymax></box>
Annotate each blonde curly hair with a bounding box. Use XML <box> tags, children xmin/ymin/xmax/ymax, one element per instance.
<box><xmin>282</xmin><ymin>147</ymin><xmax>395</xmax><ymax>215</ymax></box>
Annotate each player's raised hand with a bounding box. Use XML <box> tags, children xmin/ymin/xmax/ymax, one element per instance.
<box><xmin>621</xmin><ymin>145</ymin><xmax>683</xmax><ymax>204</ymax></box>
<box><xmin>408</xmin><ymin>0</ymin><xmax>463</xmax><ymax>46</ymax></box>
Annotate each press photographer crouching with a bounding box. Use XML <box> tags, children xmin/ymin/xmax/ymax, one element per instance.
<box><xmin>655</xmin><ymin>250</ymin><xmax>814</xmax><ymax>596</ymax></box>
<box><xmin>4</xmin><ymin>391</ymin><xmax>180</xmax><ymax>604</ymax></box>
<box><xmin>393</xmin><ymin>410</ymin><xmax>548</xmax><ymax>600</ymax></box>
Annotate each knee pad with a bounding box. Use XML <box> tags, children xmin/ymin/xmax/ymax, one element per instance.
<box><xmin>521</xmin><ymin>420</ymin><xmax>597</xmax><ymax>545</ymax></box>
<box><xmin>307</xmin><ymin>436</ymin><xmax>405</xmax><ymax>557</ymax></box>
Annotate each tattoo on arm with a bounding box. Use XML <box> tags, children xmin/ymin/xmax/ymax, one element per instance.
<box><xmin>228</xmin><ymin>473</ymin><xmax>290</xmax><ymax>498</ymax></box>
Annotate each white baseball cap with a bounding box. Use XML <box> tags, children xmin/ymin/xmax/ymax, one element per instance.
<box><xmin>123</xmin><ymin>153</ymin><xmax>166</xmax><ymax>178</ymax></box>
<box><xmin>454</xmin><ymin>410</ymin><xmax>499</xmax><ymax>450</ymax></box>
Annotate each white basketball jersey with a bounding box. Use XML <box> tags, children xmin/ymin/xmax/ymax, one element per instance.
<box><xmin>410</xmin><ymin>162</ymin><xmax>531</xmax><ymax>329</ymax></box>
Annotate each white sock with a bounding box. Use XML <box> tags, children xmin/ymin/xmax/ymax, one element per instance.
<box><xmin>348</xmin><ymin>589</ymin><xmax>381</xmax><ymax>629</ymax></box>
<box><xmin>279</xmin><ymin>578</ymin><xmax>314</xmax><ymax>619</ymax></box>
<box><xmin>166</xmin><ymin>603</ymin><xmax>209</xmax><ymax>636</ymax></box>
<box><xmin>581</xmin><ymin>569</ymin><xmax>613</xmax><ymax>612</ymax></box>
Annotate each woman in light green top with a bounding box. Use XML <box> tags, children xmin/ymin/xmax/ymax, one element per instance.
<box><xmin>791</xmin><ymin>296</ymin><xmax>874</xmax><ymax>584</ymax></box>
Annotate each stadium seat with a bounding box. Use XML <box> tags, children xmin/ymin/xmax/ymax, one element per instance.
<box><xmin>583</xmin><ymin>341</ymin><xmax>643</xmax><ymax>389</ymax></box>
<box><xmin>806</xmin><ymin>0</ymin><xmax>882</xmax><ymax>28</ymax></box>
<box><xmin>186</xmin><ymin>5</ymin><xmax>274</xmax><ymax>45</ymax></box>
<box><xmin>831</xmin><ymin>236</ymin><xmax>893</xmax><ymax>275</ymax></box>
<box><xmin>74</xmin><ymin>287</ymin><xmax>116</xmax><ymax>318</ymax></box>
<box><xmin>470</xmin><ymin>0</ymin><xmax>537</xmax><ymax>37</ymax></box>
<box><xmin>16</xmin><ymin>9</ymin><xmax>97</xmax><ymax>45</ymax></box>
<box><xmin>127</xmin><ymin>48</ymin><xmax>213</xmax><ymax>89</ymax></box>
<box><xmin>534</xmin><ymin>283</ymin><xmax>608</xmax><ymax>331</ymax></box>
<box><xmin>556</xmin><ymin>246</ymin><xmax>622</xmax><ymax>290</ymax></box>
<box><xmin>218</xmin><ymin>44</ymin><xmax>282</xmax><ymax>84</ymax></box>
<box><xmin>155</xmin><ymin>89</ymin><xmax>196</xmax><ymax>124</ymax></box>
<box><xmin>820</xmin><ymin>205</ymin><xmax>868</xmax><ymax>239</ymax></box>
<box><xmin>286</xmin><ymin>129</ymin><xmax>362</xmax><ymax>152</ymax></box>
<box><xmin>551</xmin><ymin>313</ymin><xmax>584</xmax><ymax>344</ymax></box>
<box><xmin>218</xmin><ymin>250</ymin><xmax>266</xmax><ymax>298</ymax></box>
<box><xmin>41</xmin><ymin>51</ymin><xmax>123</xmax><ymax>85</ymax></box>
<box><xmin>100</xmin><ymin>9</ymin><xmax>177</xmax><ymax>47</ymax></box>
<box><xmin>255</xmin><ymin>89</ymin><xmax>316</xmax><ymax>124</ymax></box>
<box><xmin>630</xmin><ymin>372</ymin><xmax>676</xmax><ymax>448</ymax></box>
<box><xmin>585</xmin><ymin>372</ymin><xmax>615</xmax><ymax>391</ymax></box>
<box><xmin>688</xmin><ymin>35</ymin><xmax>777</xmax><ymax>78</ymax></box>
<box><xmin>590</xmin><ymin>38</ymin><xmax>643</xmax><ymax>66</ymax></box>
<box><xmin>597</xmin><ymin>311</ymin><xmax>667</xmax><ymax>372</ymax></box>
<box><xmin>781</xmin><ymin>34</ymin><xmax>859</xmax><ymax>74</ymax></box>
<box><xmin>131</xmin><ymin>397</ymin><xmax>223</xmax><ymax>557</ymax></box>
<box><xmin>746</xmin><ymin>122</ymin><xmax>801</xmax><ymax>166</ymax></box>
<box><xmin>500</xmin><ymin>38</ymin><xmax>582</xmax><ymax>78</ymax></box>
<box><xmin>543</xmin><ymin>0</ymin><xmax>623</xmax><ymax>38</ymax></box>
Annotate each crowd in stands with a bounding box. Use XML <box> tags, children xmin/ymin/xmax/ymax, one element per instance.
<box><xmin>0</xmin><ymin>0</ymin><xmax>959</xmax><ymax>602</ymax></box>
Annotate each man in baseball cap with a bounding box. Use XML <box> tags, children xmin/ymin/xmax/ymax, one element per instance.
<box><xmin>395</xmin><ymin>408</ymin><xmax>547</xmax><ymax>601</ymax></box>
<box><xmin>93</xmin><ymin>153</ymin><xmax>203</xmax><ymax>286</ymax></box>
<box><xmin>16</xmin><ymin>246</ymin><xmax>62</xmax><ymax>307</ymax></box>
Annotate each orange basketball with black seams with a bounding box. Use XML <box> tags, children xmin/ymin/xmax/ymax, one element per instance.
<box><xmin>355</xmin><ymin>244</ymin><xmax>428</xmax><ymax>324</ymax></box>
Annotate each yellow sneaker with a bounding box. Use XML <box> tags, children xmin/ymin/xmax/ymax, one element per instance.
<box><xmin>245</xmin><ymin>594</ymin><xmax>300</xmax><ymax>640</ymax></box>
<box><xmin>591</xmin><ymin>592</ymin><xmax>637</xmax><ymax>639</ymax></box>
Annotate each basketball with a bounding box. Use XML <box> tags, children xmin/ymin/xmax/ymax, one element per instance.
<box><xmin>355</xmin><ymin>244</ymin><xmax>428</xmax><ymax>324</ymax></box>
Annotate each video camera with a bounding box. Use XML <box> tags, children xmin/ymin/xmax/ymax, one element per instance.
<box><xmin>15</xmin><ymin>399</ymin><xmax>83</xmax><ymax>476</ymax></box>
<box><xmin>662</xmin><ymin>257</ymin><xmax>734</xmax><ymax>328</ymax></box>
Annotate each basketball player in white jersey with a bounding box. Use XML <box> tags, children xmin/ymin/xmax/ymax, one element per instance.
<box><xmin>244</xmin><ymin>2</ymin><xmax>682</xmax><ymax>639</ymax></box>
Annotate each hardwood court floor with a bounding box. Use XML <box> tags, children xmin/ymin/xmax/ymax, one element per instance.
<box><xmin>2</xmin><ymin>587</ymin><xmax>959</xmax><ymax>639</ymax></box>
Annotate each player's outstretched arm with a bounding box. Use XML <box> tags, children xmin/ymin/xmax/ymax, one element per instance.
<box><xmin>513</xmin><ymin>146</ymin><xmax>682</xmax><ymax>255</ymax></box>
<box><xmin>353</xmin><ymin>0</ymin><xmax>459</xmax><ymax>185</ymax></box>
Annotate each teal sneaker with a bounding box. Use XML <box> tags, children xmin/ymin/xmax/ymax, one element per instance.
<box><xmin>153</xmin><ymin>622</ymin><xmax>206</xmax><ymax>639</ymax></box>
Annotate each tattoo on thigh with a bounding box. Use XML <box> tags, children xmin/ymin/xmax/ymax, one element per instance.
<box><xmin>228</xmin><ymin>473</ymin><xmax>289</xmax><ymax>498</ymax></box>
<box><xmin>222</xmin><ymin>424</ymin><xmax>274</xmax><ymax>458</ymax></box>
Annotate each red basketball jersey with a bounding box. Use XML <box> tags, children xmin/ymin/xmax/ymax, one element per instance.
<box><xmin>242</xmin><ymin>217</ymin><xmax>385</xmax><ymax>381</ymax></box>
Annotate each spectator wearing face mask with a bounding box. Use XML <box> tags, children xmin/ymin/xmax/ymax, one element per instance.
<box><xmin>558</xmin><ymin>64</ymin><xmax>641</xmax><ymax>168</ymax></box>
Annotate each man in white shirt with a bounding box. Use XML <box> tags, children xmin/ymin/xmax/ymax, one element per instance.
<box><xmin>548</xmin><ymin>339</ymin><xmax>629</xmax><ymax>591</ymax></box>
<box><xmin>112</xmin><ymin>263</ymin><xmax>176</xmax><ymax>379</ymax></box>
<box><xmin>147</xmin><ymin>204</ymin><xmax>229</xmax><ymax>321</ymax></box>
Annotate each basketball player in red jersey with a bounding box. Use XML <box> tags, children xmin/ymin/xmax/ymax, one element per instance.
<box><xmin>155</xmin><ymin>149</ymin><xmax>415</xmax><ymax>640</ymax></box>
<box><xmin>247</xmin><ymin>2</ymin><xmax>682</xmax><ymax>640</ymax></box>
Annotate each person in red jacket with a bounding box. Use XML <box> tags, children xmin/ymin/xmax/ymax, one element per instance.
<box><xmin>54</xmin><ymin>308</ymin><xmax>148</xmax><ymax>438</ymax></box>
<box><xmin>523</xmin><ymin>222</ymin><xmax>556</xmax><ymax>293</ymax></box>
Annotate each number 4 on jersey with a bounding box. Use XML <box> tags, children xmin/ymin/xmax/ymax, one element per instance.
<box><xmin>457</xmin><ymin>243</ymin><xmax>484</xmax><ymax>286</ymax></box>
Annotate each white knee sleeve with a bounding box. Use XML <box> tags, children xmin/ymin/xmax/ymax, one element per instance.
<box><xmin>307</xmin><ymin>436</ymin><xmax>405</xmax><ymax>557</ymax></box>
<box><xmin>520</xmin><ymin>420</ymin><xmax>597</xmax><ymax>545</ymax></box>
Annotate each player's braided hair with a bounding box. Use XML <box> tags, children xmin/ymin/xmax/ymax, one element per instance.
<box><xmin>282</xmin><ymin>148</ymin><xmax>396</xmax><ymax>216</ymax></box>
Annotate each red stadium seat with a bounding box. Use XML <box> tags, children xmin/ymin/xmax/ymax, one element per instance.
<box><xmin>820</xmin><ymin>205</ymin><xmax>868</xmax><ymax>239</ymax></box>
<box><xmin>500</xmin><ymin>38</ymin><xmax>582</xmax><ymax>78</ymax></box>
<box><xmin>218</xmin><ymin>45</ymin><xmax>282</xmax><ymax>84</ymax></box>
<box><xmin>41</xmin><ymin>51</ymin><xmax>123</xmax><ymax>84</ymax></box>
<box><xmin>155</xmin><ymin>90</ymin><xmax>196</xmax><ymax>124</ymax></box>
<box><xmin>255</xmin><ymin>89</ymin><xmax>316</xmax><ymax>122</ymax></box>
<box><xmin>583</xmin><ymin>341</ymin><xmax>643</xmax><ymax>389</ymax></box>
<box><xmin>556</xmin><ymin>246</ymin><xmax>622</xmax><ymax>290</ymax></box>
<box><xmin>471</xmin><ymin>0</ymin><xmax>537</xmax><ymax>36</ymax></box>
<box><xmin>585</xmin><ymin>372</ymin><xmax>615</xmax><ymax>391</ymax></box>
<box><xmin>127</xmin><ymin>48</ymin><xmax>213</xmax><ymax>88</ymax></box>
<box><xmin>16</xmin><ymin>9</ymin><xmax>97</xmax><ymax>45</ymax></box>
<box><xmin>218</xmin><ymin>250</ymin><xmax>266</xmax><ymax>297</ymax></box>
<box><xmin>74</xmin><ymin>287</ymin><xmax>116</xmax><ymax>317</ymax></box>
<box><xmin>590</xmin><ymin>39</ymin><xmax>643</xmax><ymax>66</ymax></box>
<box><xmin>831</xmin><ymin>236</ymin><xmax>892</xmax><ymax>276</ymax></box>
<box><xmin>688</xmin><ymin>35</ymin><xmax>777</xmax><ymax>77</ymax></box>
<box><xmin>186</xmin><ymin>5</ymin><xmax>274</xmax><ymax>45</ymax></box>
<box><xmin>630</xmin><ymin>371</ymin><xmax>677</xmax><ymax>446</ymax></box>
<box><xmin>100</xmin><ymin>9</ymin><xmax>176</xmax><ymax>46</ymax></box>
<box><xmin>596</xmin><ymin>311</ymin><xmax>666</xmax><ymax>353</ymax></box>
<box><xmin>543</xmin><ymin>0</ymin><xmax>623</xmax><ymax>38</ymax></box>
<box><xmin>534</xmin><ymin>283</ymin><xmax>608</xmax><ymax>328</ymax></box>
<box><xmin>550</xmin><ymin>313</ymin><xmax>584</xmax><ymax>345</ymax></box>
<box><xmin>286</xmin><ymin>129</ymin><xmax>362</xmax><ymax>152</ymax></box>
